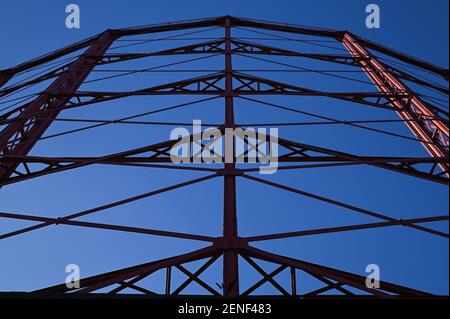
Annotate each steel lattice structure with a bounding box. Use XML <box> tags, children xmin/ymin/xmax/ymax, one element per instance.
<box><xmin>0</xmin><ymin>16</ymin><xmax>448</xmax><ymax>297</ymax></box>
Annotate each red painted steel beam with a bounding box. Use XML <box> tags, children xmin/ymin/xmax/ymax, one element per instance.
<box><xmin>222</xmin><ymin>16</ymin><xmax>240</xmax><ymax>297</ymax></box>
<box><xmin>75</xmin><ymin>247</ymin><xmax>219</xmax><ymax>294</ymax></box>
<box><xmin>0</xmin><ymin>64</ymin><xmax>71</xmax><ymax>98</ymax></box>
<box><xmin>241</xmin><ymin>173</ymin><xmax>448</xmax><ymax>238</ymax></box>
<box><xmin>240</xmin><ymin>246</ymin><xmax>432</xmax><ymax>296</ymax></box>
<box><xmin>0</xmin><ymin>211</ymin><xmax>216</xmax><ymax>242</ymax></box>
<box><xmin>245</xmin><ymin>215</ymin><xmax>449</xmax><ymax>242</ymax></box>
<box><xmin>230</xmin><ymin>39</ymin><xmax>361</xmax><ymax>66</ymax></box>
<box><xmin>341</xmin><ymin>33</ymin><xmax>449</xmax><ymax>173</ymax></box>
<box><xmin>0</xmin><ymin>31</ymin><xmax>116</xmax><ymax>180</ymax></box>
<box><xmin>273</xmin><ymin>135</ymin><xmax>449</xmax><ymax>184</ymax></box>
<box><xmin>229</xmin><ymin>16</ymin><xmax>342</xmax><ymax>39</ymax></box>
<box><xmin>96</xmin><ymin>39</ymin><xmax>226</xmax><ymax>65</ymax></box>
<box><xmin>110</xmin><ymin>15</ymin><xmax>448</xmax><ymax>81</ymax></box>
<box><xmin>0</xmin><ymin>129</ymin><xmax>225</xmax><ymax>187</ymax></box>
<box><xmin>114</xmin><ymin>16</ymin><xmax>225</xmax><ymax>37</ymax></box>
<box><xmin>303</xmin><ymin>271</ymin><xmax>353</xmax><ymax>296</ymax></box>
<box><xmin>173</xmin><ymin>257</ymin><xmax>222</xmax><ymax>295</ymax></box>
<box><xmin>0</xmin><ymin>15</ymin><xmax>447</xmax><ymax>297</ymax></box>
<box><xmin>0</xmin><ymin>34</ymin><xmax>102</xmax><ymax>89</ymax></box>
<box><xmin>0</xmin><ymin>17</ymin><xmax>224</xmax><ymax>88</ymax></box>
<box><xmin>30</xmin><ymin>72</ymin><xmax>423</xmax><ymax>113</ymax></box>
<box><xmin>380</xmin><ymin>63</ymin><xmax>449</xmax><ymax>96</ymax></box>
<box><xmin>350</xmin><ymin>33</ymin><xmax>449</xmax><ymax>81</ymax></box>
<box><xmin>240</xmin><ymin>254</ymin><xmax>290</xmax><ymax>295</ymax></box>
<box><xmin>34</xmin><ymin>246</ymin><xmax>219</xmax><ymax>293</ymax></box>
<box><xmin>1</xmin><ymin>155</ymin><xmax>445</xmax><ymax>186</ymax></box>
<box><xmin>241</xmin><ymin>265</ymin><xmax>287</xmax><ymax>296</ymax></box>
<box><xmin>3</xmin><ymin>16</ymin><xmax>446</xmax><ymax>88</ymax></box>
<box><xmin>228</xmin><ymin>16</ymin><xmax>448</xmax><ymax>79</ymax></box>
<box><xmin>1</xmin><ymin>137</ymin><xmax>446</xmax><ymax>187</ymax></box>
<box><xmin>94</xmin><ymin>38</ymin><xmax>361</xmax><ymax>69</ymax></box>
<box><xmin>0</xmin><ymin>173</ymin><xmax>218</xmax><ymax>240</ymax></box>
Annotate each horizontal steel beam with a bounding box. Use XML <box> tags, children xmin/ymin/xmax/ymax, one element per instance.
<box><xmin>0</xmin><ymin>211</ymin><xmax>215</xmax><ymax>242</ymax></box>
<box><xmin>34</xmin><ymin>246</ymin><xmax>219</xmax><ymax>293</ymax></box>
<box><xmin>245</xmin><ymin>215</ymin><xmax>449</xmax><ymax>241</ymax></box>
<box><xmin>240</xmin><ymin>245</ymin><xmax>432</xmax><ymax>296</ymax></box>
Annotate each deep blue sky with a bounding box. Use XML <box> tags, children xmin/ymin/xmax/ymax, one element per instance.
<box><xmin>0</xmin><ymin>0</ymin><xmax>448</xmax><ymax>295</ymax></box>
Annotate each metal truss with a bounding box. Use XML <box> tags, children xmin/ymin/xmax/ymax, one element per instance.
<box><xmin>0</xmin><ymin>16</ymin><xmax>448</xmax><ymax>298</ymax></box>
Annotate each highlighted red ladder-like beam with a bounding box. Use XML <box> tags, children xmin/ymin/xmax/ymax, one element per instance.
<box><xmin>0</xmin><ymin>31</ymin><xmax>116</xmax><ymax>180</ymax></box>
<box><xmin>341</xmin><ymin>33</ymin><xmax>449</xmax><ymax>174</ymax></box>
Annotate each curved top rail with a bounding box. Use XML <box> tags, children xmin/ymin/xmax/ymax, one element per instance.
<box><xmin>1</xmin><ymin>15</ymin><xmax>448</xmax><ymax>83</ymax></box>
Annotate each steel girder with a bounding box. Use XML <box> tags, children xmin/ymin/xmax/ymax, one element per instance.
<box><xmin>0</xmin><ymin>31</ymin><xmax>116</xmax><ymax>180</ymax></box>
<box><xmin>342</xmin><ymin>33</ymin><xmax>449</xmax><ymax>172</ymax></box>
<box><xmin>26</xmin><ymin>242</ymin><xmax>432</xmax><ymax>297</ymax></box>
<box><xmin>0</xmin><ymin>15</ymin><xmax>448</xmax><ymax>298</ymax></box>
<box><xmin>0</xmin><ymin>134</ymin><xmax>448</xmax><ymax>187</ymax></box>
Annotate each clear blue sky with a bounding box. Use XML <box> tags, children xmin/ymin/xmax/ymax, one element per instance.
<box><xmin>0</xmin><ymin>0</ymin><xmax>448</xmax><ymax>295</ymax></box>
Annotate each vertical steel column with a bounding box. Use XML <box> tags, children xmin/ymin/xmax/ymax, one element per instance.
<box><xmin>291</xmin><ymin>267</ymin><xmax>297</xmax><ymax>296</ymax></box>
<box><xmin>341</xmin><ymin>33</ymin><xmax>449</xmax><ymax>172</ymax></box>
<box><xmin>222</xmin><ymin>16</ymin><xmax>240</xmax><ymax>297</ymax></box>
<box><xmin>165</xmin><ymin>266</ymin><xmax>172</xmax><ymax>295</ymax></box>
<box><xmin>0</xmin><ymin>31</ymin><xmax>115</xmax><ymax>180</ymax></box>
